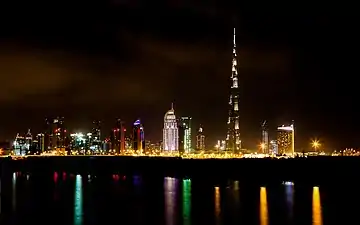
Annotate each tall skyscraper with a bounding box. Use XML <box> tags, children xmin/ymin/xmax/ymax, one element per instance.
<box><xmin>261</xmin><ymin>121</ymin><xmax>269</xmax><ymax>154</ymax></box>
<box><xmin>132</xmin><ymin>119</ymin><xmax>145</xmax><ymax>153</ymax></box>
<box><xmin>91</xmin><ymin>120</ymin><xmax>102</xmax><ymax>151</ymax></box>
<box><xmin>163</xmin><ymin>104</ymin><xmax>179</xmax><ymax>152</ymax></box>
<box><xmin>178</xmin><ymin>117</ymin><xmax>192</xmax><ymax>153</ymax></box>
<box><xmin>269</xmin><ymin>140</ymin><xmax>278</xmax><ymax>154</ymax></box>
<box><xmin>52</xmin><ymin>117</ymin><xmax>66</xmax><ymax>152</ymax></box>
<box><xmin>111</xmin><ymin>119</ymin><xmax>125</xmax><ymax>154</ymax></box>
<box><xmin>36</xmin><ymin>133</ymin><xmax>45</xmax><ymax>152</ymax></box>
<box><xmin>196</xmin><ymin>125</ymin><xmax>205</xmax><ymax>151</ymax></box>
<box><xmin>25</xmin><ymin>129</ymin><xmax>32</xmax><ymax>152</ymax></box>
<box><xmin>13</xmin><ymin>133</ymin><xmax>26</xmax><ymax>156</ymax></box>
<box><xmin>226</xmin><ymin>28</ymin><xmax>241</xmax><ymax>152</ymax></box>
<box><xmin>277</xmin><ymin>123</ymin><xmax>295</xmax><ymax>155</ymax></box>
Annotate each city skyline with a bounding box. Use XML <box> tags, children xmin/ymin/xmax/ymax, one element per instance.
<box><xmin>0</xmin><ymin>4</ymin><xmax>358</xmax><ymax>149</ymax></box>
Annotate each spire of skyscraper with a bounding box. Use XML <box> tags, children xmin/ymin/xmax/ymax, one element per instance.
<box><xmin>226</xmin><ymin>27</ymin><xmax>241</xmax><ymax>152</ymax></box>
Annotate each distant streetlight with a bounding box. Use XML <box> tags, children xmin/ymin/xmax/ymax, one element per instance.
<box><xmin>311</xmin><ymin>139</ymin><xmax>321</xmax><ymax>151</ymax></box>
<box><xmin>260</xmin><ymin>143</ymin><xmax>266</xmax><ymax>152</ymax></box>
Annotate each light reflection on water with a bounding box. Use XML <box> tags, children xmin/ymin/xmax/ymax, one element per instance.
<box><xmin>285</xmin><ymin>183</ymin><xmax>294</xmax><ymax>220</ymax></box>
<box><xmin>260</xmin><ymin>187</ymin><xmax>268</xmax><ymax>225</ymax></box>
<box><xmin>0</xmin><ymin>178</ymin><xmax>2</xmax><ymax>214</ymax></box>
<box><xmin>3</xmin><ymin>173</ymin><xmax>337</xmax><ymax>225</ymax></box>
<box><xmin>12</xmin><ymin>172</ymin><xmax>16</xmax><ymax>212</ymax></box>
<box><xmin>74</xmin><ymin>174</ymin><xmax>83</xmax><ymax>225</ymax></box>
<box><xmin>182</xmin><ymin>179</ymin><xmax>191</xmax><ymax>225</ymax></box>
<box><xmin>312</xmin><ymin>186</ymin><xmax>323</xmax><ymax>225</ymax></box>
<box><xmin>214</xmin><ymin>187</ymin><xmax>221</xmax><ymax>225</ymax></box>
<box><xmin>164</xmin><ymin>177</ymin><xmax>178</xmax><ymax>225</ymax></box>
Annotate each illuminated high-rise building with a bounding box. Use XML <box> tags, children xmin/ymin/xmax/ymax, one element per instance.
<box><xmin>13</xmin><ymin>133</ymin><xmax>26</xmax><ymax>156</ymax></box>
<box><xmin>196</xmin><ymin>125</ymin><xmax>205</xmax><ymax>151</ymax></box>
<box><xmin>261</xmin><ymin>121</ymin><xmax>269</xmax><ymax>154</ymax></box>
<box><xmin>163</xmin><ymin>104</ymin><xmax>178</xmax><ymax>152</ymax></box>
<box><xmin>44</xmin><ymin>118</ymin><xmax>52</xmax><ymax>150</ymax></box>
<box><xmin>277</xmin><ymin>123</ymin><xmax>295</xmax><ymax>155</ymax></box>
<box><xmin>110</xmin><ymin>119</ymin><xmax>126</xmax><ymax>154</ymax></box>
<box><xmin>25</xmin><ymin>129</ymin><xmax>32</xmax><ymax>151</ymax></box>
<box><xmin>226</xmin><ymin>28</ymin><xmax>241</xmax><ymax>152</ymax></box>
<box><xmin>51</xmin><ymin>117</ymin><xmax>66</xmax><ymax>151</ymax></box>
<box><xmin>90</xmin><ymin>120</ymin><xmax>102</xmax><ymax>151</ymax></box>
<box><xmin>132</xmin><ymin>119</ymin><xmax>145</xmax><ymax>153</ymax></box>
<box><xmin>70</xmin><ymin>133</ymin><xmax>86</xmax><ymax>151</ymax></box>
<box><xmin>178</xmin><ymin>117</ymin><xmax>192</xmax><ymax>153</ymax></box>
<box><xmin>37</xmin><ymin>133</ymin><xmax>45</xmax><ymax>152</ymax></box>
<box><xmin>269</xmin><ymin>140</ymin><xmax>278</xmax><ymax>154</ymax></box>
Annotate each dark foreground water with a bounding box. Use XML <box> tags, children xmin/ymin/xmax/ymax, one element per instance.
<box><xmin>0</xmin><ymin>172</ymin><xmax>358</xmax><ymax>225</ymax></box>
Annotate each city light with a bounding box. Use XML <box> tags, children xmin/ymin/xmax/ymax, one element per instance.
<box><xmin>311</xmin><ymin>139</ymin><xmax>321</xmax><ymax>151</ymax></box>
<box><xmin>1</xmin><ymin>27</ymin><xmax>356</xmax><ymax>159</ymax></box>
<box><xmin>260</xmin><ymin>143</ymin><xmax>266</xmax><ymax>150</ymax></box>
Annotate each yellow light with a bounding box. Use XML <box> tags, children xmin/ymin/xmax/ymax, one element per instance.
<box><xmin>311</xmin><ymin>139</ymin><xmax>321</xmax><ymax>151</ymax></box>
<box><xmin>312</xmin><ymin>186</ymin><xmax>322</xmax><ymax>225</ymax></box>
<box><xmin>260</xmin><ymin>143</ymin><xmax>266</xmax><ymax>150</ymax></box>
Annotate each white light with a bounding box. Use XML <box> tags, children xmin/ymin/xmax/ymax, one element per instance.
<box><xmin>75</xmin><ymin>133</ymin><xmax>84</xmax><ymax>137</ymax></box>
<box><xmin>277</xmin><ymin>126</ymin><xmax>293</xmax><ymax>131</ymax></box>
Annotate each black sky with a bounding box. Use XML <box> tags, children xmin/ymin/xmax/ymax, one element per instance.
<box><xmin>0</xmin><ymin>2</ymin><xmax>359</xmax><ymax>150</ymax></box>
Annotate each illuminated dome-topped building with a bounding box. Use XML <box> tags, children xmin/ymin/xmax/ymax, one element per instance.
<box><xmin>163</xmin><ymin>104</ymin><xmax>178</xmax><ymax>152</ymax></box>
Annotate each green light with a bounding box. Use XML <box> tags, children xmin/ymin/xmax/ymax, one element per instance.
<box><xmin>74</xmin><ymin>175</ymin><xmax>83</xmax><ymax>225</ymax></box>
<box><xmin>183</xmin><ymin>179</ymin><xmax>191</xmax><ymax>225</ymax></box>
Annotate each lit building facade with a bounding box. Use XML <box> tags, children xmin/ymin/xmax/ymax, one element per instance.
<box><xmin>277</xmin><ymin>124</ymin><xmax>295</xmax><ymax>155</ymax></box>
<box><xmin>196</xmin><ymin>125</ymin><xmax>205</xmax><ymax>151</ymax></box>
<box><xmin>163</xmin><ymin>105</ymin><xmax>178</xmax><ymax>152</ymax></box>
<box><xmin>36</xmin><ymin>133</ymin><xmax>45</xmax><ymax>152</ymax></box>
<box><xmin>178</xmin><ymin>117</ymin><xmax>192</xmax><ymax>153</ymax></box>
<box><xmin>90</xmin><ymin>120</ymin><xmax>102</xmax><ymax>151</ymax></box>
<box><xmin>132</xmin><ymin>119</ymin><xmax>145</xmax><ymax>153</ymax></box>
<box><xmin>110</xmin><ymin>119</ymin><xmax>125</xmax><ymax>153</ymax></box>
<box><xmin>261</xmin><ymin>121</ymin><xmax>269</xmax><ymax>154</ymax></box>
<box><xmin>70</xmin><ymin>133</ymin><xmax>86</xmax><ymax>152</ymax></box>
<box><xmin>51</xmin><ymin>117</ymin><xmax>66</xmax><ymax>151</ymax></box>
<box><xmin>13</xmin><ymin>133</ymin><xmax>26</xmax><ymax>156</ymax></box>
<box><xmin>226</xmin><ymin>28</ymin><xmax>241</xmax><ymax>152</ymax></box>
<box><xmin>269</xmin><ymin>140</ymin><xmax>278</xmax><ymax>154</ymax></box>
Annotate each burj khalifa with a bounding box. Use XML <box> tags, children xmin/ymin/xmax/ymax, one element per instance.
<box><xmin>226</xmin><ymin>28</ymin><xmax>241</xmax><ymax>152</ymax></box>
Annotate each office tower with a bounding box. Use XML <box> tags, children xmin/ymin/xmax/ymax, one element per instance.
<box><xmin>31</xmin><ymin>139</ymin><xmax>39</xmax><ymax>154</ymax></box>
<box><xmin>86</xmin><ymin>133</ymin><xmax>92</xmax><ymax>151</ymax></box>
<box><xmin>178</xmin><ymin>123</ymin><xmax>185</xmax><ymax>153</ymax></box>
<box><xmin>226</xmin><ymin>28</ymin><xmax>241</xmax><ymax>152</ymax></box>
<box><xmin>13</xmin><ymin>133</ymin><xmax>26</xmax><ymax>156</ymax></box>
<box><xmin>51</xmin><ymin>117</ymin><xmax>66</xmax><ymax>151</ymax></box>
<box><xmin>178</xmin><ymin>117</ymin><xmax>192</xmax><ymax>153</ymax></box>
<box><xmin>132</xmin><ymin>119</ymin><xmax>145</xmax><ymax>153</ymax></box>
<box><xmin>277</xmin><ymin>123</ymin><xmax>295</xmax><ymax>155</ymax></box>
<box><xmin>269</xmin><ymin>140</ymin><xmax>278</xmax><ymax>154</ymax></box>
<box><xmin>91</xmin><ymin>120</ymin><xmax>102</xmax><ymax>151</ymax></box>
<box><xmin>196</xmin><ymin>125</ymin><xmax>205</xmax><ymax>151</ymax></box>
<box><xmin>261</xmin><ymin>121</ymin><xmax>269</xmax><ymax>154</ymax></box>
<box><xmin>111</xmin><ymin>119</ymin><xmax>125</xmax><ymax>154</ymax></box>
<box><xmin>163</xmin><ymin>104</ymin><xmax>179</xmax><ymax>152</ymax></box>
<box><xmin>44</xmin><ymin>118</ymin><xmax>52</xmax><ymax>150</ymax></box>
<box><xmin>70</xmin><ymin>133</ymin><xmax>86</xmax><ymax>152</ymax></box>
<box><xmin>37</xmin><ymin>133</ymin><xmax>45</xmax><ymax>152</ymax></box>
<box><xmin>25</xmin><ymin>129</ymin><xmax>32</xmax><ymax>152</ymax></box>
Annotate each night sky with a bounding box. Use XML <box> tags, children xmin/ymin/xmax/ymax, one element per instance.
<box><xmin>0</xmin><ymin>3</ymin><xmax>359</xmax><ymax>150</ymax></box>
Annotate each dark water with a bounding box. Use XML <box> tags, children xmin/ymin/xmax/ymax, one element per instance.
<box><xmin>0</xmin><ymin>172</ymin><xmax>358</xmax><ymax>225</ymax></box>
